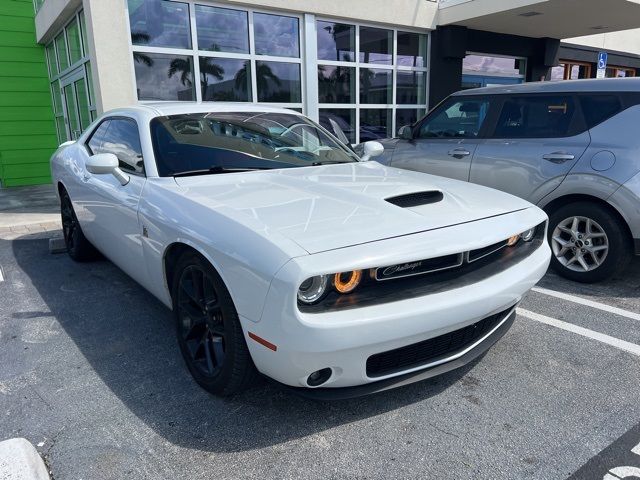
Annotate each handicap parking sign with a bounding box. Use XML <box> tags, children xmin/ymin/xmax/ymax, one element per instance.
<box><xmin>598</xmin><ymin>52</ymin><xmax>608</xmax><ymax>69</ymax></box>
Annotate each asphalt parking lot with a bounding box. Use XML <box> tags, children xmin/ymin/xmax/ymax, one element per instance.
<box><xmin>1</xmin><ymin>229</ymin><xmax>639</xmax><ymax>480</ymax></box>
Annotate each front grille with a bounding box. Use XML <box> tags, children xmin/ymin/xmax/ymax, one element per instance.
<box><xmin>386</xmin><ymin>191</ymin><xmax>444</xmax><ymax>208</ymax></box>
<box><xmin>366</xmin><ymin>307</ymin><xmax>513</xmax><ymax>377</ymax></box>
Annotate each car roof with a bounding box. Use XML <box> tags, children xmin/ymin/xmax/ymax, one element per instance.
<box><xmin>454</xmin><ymin>77</ymin><xmax>640</xmax><ymax>96</ymax></box>
<box><xmin>115</xmin><ymin>102</ymin><xmax>299</xmax><ymax>118</ymax></box>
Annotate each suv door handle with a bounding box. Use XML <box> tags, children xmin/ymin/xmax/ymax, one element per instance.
<box><xmin>448</xmin><ymin>149</ymin><xmax>471</xmax><ymax>158</ymax></box>
<box><xmin>542</xmin><ymin>152</ymin><xmax>575</xmax><ymax>163</ymax></box>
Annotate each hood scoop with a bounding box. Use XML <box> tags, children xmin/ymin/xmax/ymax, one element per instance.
<box><xmin>385</xmin><ymin>190</ymin><xmax>444</xmax><ymax>208</ymax></box>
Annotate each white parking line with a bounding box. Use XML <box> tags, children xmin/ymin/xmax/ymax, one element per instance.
<box><xmin>532</xmin><ymin>286</ymin><xmax>640</xmax><ymax>322</ymax></box>
<box><xmin>517</xmin><ymin>308</ymin><xmax>640</xmax><ymax>357</ymax></box>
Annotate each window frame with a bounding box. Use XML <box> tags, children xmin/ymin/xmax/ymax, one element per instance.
<box><xmin>85</xmin><ymin>116</ymin><xmax>147</xmax><ymax>177</ymax></box>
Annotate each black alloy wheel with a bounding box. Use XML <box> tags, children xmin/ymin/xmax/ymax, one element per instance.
<box><xmin>60</xmin><ymin>189</ymin><xmax>99</xmax><ymax>262</ymax></box>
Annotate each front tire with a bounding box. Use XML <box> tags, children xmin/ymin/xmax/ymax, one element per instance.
<box><xmin>547</xmin><ymin>201</ymin><xmax>631</xmax><ymax>283</ymax></box>
<box><xmin>60</xmin><ymin>189</ymin><xmax>100</xmax><ymax>262</ymax></box>
<box><xmin>171</xmin><ymin>252</ymin><xmax>257</xmax><ymax>396</ymax></box>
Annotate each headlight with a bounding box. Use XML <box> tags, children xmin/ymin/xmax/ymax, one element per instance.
<box><xmin>297</xmin><ymin>275</ymin><xmax>328</xmax><ymax>304</ymax></box>
<box><xmin>506</xmin><ymin>235</ymin><xmax>520</xmax><ymax>247</ymax></box>
<box><xmin>521</xmin><ymin>227</ymin><xmax>536</xmax><ymax>242</ymax></box>
<box><xmin>333</xmin><ymin>270</ymin><xmax>362</xmax><ymax>294</ymax></box>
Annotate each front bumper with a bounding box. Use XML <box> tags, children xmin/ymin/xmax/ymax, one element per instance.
<box><xmin>241</xmin><ymin>207</ymin><xmax>550</xmax><ymax>391</ymax></box>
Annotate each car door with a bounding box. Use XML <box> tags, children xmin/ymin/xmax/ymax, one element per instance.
<box><xmin>78</xmin><ymin>117</ymin><xmax>148</xmax><ymax>286</ymax></box>
<box><xmin>390</xmin><ymin>96</ymin><xmax>492</xmax><ymax>181</ymax></box>
<box><xmin>470</xmin><ymin>94</ymin><xmax>590</xmax><ymax>203</ymax></box>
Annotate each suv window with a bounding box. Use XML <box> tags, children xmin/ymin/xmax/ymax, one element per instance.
<box><xmin>102</xmin><ymin>119</ymin><xmax>145</xmax><ymax>174</ymax></box>
<box><xmin>580</xmin><ymin>95</ymin><xmax>622</xmax><ymax>129</ymax></box>
<box><xmin>493</xmin><ymin>95</ymin><xmax>576</xmax><ymax>138</ymax></box>
<box><xmin>418</xmin><ymin>98</ymin><xmax>489</xmax><ymax>139</ymax></box>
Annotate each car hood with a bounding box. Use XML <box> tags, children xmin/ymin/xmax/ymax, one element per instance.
<box><xmin>173</xmin><ymin>161</ymin><xmax>532</xmax><ymax>254</ymax></box>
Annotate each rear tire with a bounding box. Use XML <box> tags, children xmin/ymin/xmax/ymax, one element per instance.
<box><xmin>547</xmin><ymin>201</ymin><xmax>631</xmax><ymax>283</ymax></box>
<box><xmin>171</xmin><ymin>252</ymin><xmax>258</xmax><ymax>396</ymax></box>
<box><xmin>60</xmin><ymin>189</ymin><xmax>100</xmax><ymax>262</ymax></box>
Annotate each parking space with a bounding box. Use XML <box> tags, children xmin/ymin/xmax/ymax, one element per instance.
<box><xmin>1</xmin><ymin>231</ymin><xmax>639</xmax><ymax>479</ymax></box>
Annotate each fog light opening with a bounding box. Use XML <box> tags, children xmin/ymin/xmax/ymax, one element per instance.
<box><xmin>307</xmin><ymin>368</ymin><xmax>333</xmax><ymax>387</ymax></box>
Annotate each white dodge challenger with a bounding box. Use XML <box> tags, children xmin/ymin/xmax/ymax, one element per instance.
<box><xmin>51</xmin><ymin>103</ymin><xmax>550</xmax><ymax>399</ymax></box>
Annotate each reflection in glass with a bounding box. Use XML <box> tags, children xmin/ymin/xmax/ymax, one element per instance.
<box><xmin>317</xmin><ymin>21</ymin><xmax>355</xmax><ymax>62</ymax></box>
<box><xmin>195</xmin><ymin>5</ymin><xmax>249</xmax><ymax>53</ymax></box>
<box><xmin>46</xmin><ymin>43</ymin><xmax>57</xmax><ymax>77</ymax></box>
<box><xmin>318</xmin><ymin>66</ymin><xmax>354</xmax><ymax>104</ymax></box>
<box><xmin>397</xmin><ymin>32</ymin><xmax>427</xmax><ymax>67</ymax></box>
<box><xmin>51</xmin><ymin>82</ymin><xmax>62</xmax><ymax>114</ymax></box>
<box><xmin>75</xmin><ymin>79</ymin><xmax>91</xmax><ymax>130</ymax></box>
<box><xmin>396</xmin><ymin>71</ymin><xmax>426</xmax><ymax>104</ymax></box>
<box><xmin>256</xmin><ymin>61</ymin><xmax>301</xmax><ymax>103</ymax></box>
<box><xmin>359</xmin><ymin>27</ymin><xmax>393</xmax><ymax>65</ymax></box>
<box><xmin>66</xmin><ymin>19</ymin><xmax>82</xmax><ymax>65</ymax></box>
<box><xmin>319</xmin><ymin>109</ymin><xmax>356</xmax><ymax>144</ymax></box>
<box><xmin>128</xmin><ymin>0</ymin><xmax>191</xmax><ymax>49</ymax></box>
<box><xmin>395</xmin><ymin>109</ymin><xmax>425</xmax><ymax>131</ymax></box>
<box><xmin>55</xmin><ymin>34</ymin><xmax>68</xmax><ymax>72</ymax></box>
<box><xmin>55</xmin><ymin>116</ymin><xmax>67</xmax><ymax>144</ymax></box>
<box><xmin>80</xmin><ymin>12</ymin><xmax>88</xmax><ymax>56</ymax></box>
<box><xmin>64</xmin><ymin>84</ymin><xmax>79</xmax><ymax>139</ymax></box>
<box><xmin>133</xmin><ymin>53</ymin><xmax>195</xmax><ymax>101</ymax></box>
<box><xmin>360</xmin><ymin>68</ymin><xmax>392</xmax><ymax>104</ymax></box>
<box><xmin>254</xmin><ymin>13</ymin><xmax>299</xmax><ymax>58</ymax></box>
<box><xmin>360</xmin><ymin>109</ymin><xmax>392</xmax><ymax>142</ymax></box>
<box><xmin>85</xmin><ymin>62</ymin><xmax>95</xmax><ymax>105</ymax></box>
<box><xmin>463</xmin><ymin>54</ymin><xmax>525</xmax><ymax>76</ymax></box>
<box><xmin>200</xmin><ymin>58</ymin><xmax>251</xmax><ymax>102</ymax></box>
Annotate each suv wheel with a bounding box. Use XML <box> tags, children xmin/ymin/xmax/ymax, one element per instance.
<box><xmin>547</xmin><ymin>201</ymin><xmax>631</xmax><ymax>283</ymax></box>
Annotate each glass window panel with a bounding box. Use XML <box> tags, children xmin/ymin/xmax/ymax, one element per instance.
<box><xmin>318</xmin><ymin>66</ymin><xmax>355</xmax><ymax>104</ymax></box>
<box><xmin>133</xmin><ymin>53</ymin><xmax>195</xmax><ymax>101</ymax></box>
<box><xmin>317</xmin><ymin>21</ymin><xmax>355</xmax><ymax>62</ymax></box>
<box><xmin>66</xmin><ymin>19</ymin><xmax>82</xmax><ymax>65</ymax></box>
<box><xmin>359</xmin><ymin>27</ymin><xmax>392</xmax><ymax>65</ymax></box>
<box><xmin>580</xmin><ymin>95</ymin><xmax>622</xmax><ymax>128</ymax></box>
<box><xmin>55</xmin><ymin>33</ymin><xmax>68</xmax><ymax>72</ymax></box>
<box><xmin>88</xmin><ymin>120</ymin><xmax>110</xmax><ymax>154</ymax></box>
<box><xmin>463</xmin><ymin>54</ymin><xmax>525</xmax><ymax>76</ymax></box>
<box><xmin>85</xmin><ymin>62</ymin><xmax>95</xmax><ymax>105</ymax></box>
<box><xmin>396</xmin><ymin>71</ymin><xmax>426</xmax><ymax>105</ymax></box>
<box><xmin>195</xmin><ymin>5</ymin><xmax>249</xmax><ymax>53</ymax></box>
<box><xmin>254</xmin><ymin>13</ymin><xmax>299</xmax><ymax>58</ymax></box>
<box><xmin>128</xmin><ymin>0</ymin><xmax>191</xmax><ymax>49</ymax></box>
<box><xmin>200</xmin><ymin>57</ymin><xmax>251</xmax><ymax>102</ymax></box>
<box><xmin>46</xmin><ymin>43</ymin><xmax>57</xmax><ymax>78</ymax></box>
<box><xmin>360</xmin><ymin>68</ymin><xmax>392</xmax><ymax>104</ymax></box>
<box><xmin>51</xmin><ymin>82</ymin><xmax>62</xmax><ymax>114</ymax></box>
<box><xmin>395</xmin><ymin>109</ymin><xmax>425</xmax><ymax>131</ymax></box>
<box><xmin>55</xmin><ymin>116</ymin><xmax>68</xmax><ymax>144</ymax></box>
<box><xmin>75</xmin><ymin>79</ymin><xmax>91</xmax><ymax>131</ymax></box>
<box><xmin>397</xmin><ymin>32</ymin><xmax>427</xmax><ymax>67</ymax></box>
<box><xmin>419</xmin><ymin>98</ymin><xmax>489</xmax><ymax>139</ymax></box>
<box><xmin>79</xmin><ymin>11</ymin><xmax>88</xmax><ymax>56</ymax></box>
<box><xmin>360</xmin><ymin>109</ymin><xmax>391</xmax><ymax>142</ymax></box>
<box><xmin>256</xmin><ymin>61</ymin><xmax>301</xmax><ymax>103</ymax></box>
<box><xmin>493</xmin><ymin>96</ymin><xmax>574</xmax><ymax>139</ymax></box>
<box><xmin>63</xmin><ymin>83</ymin><xmax>80</xmax><ymax>139</ymax></box>
<box><xmin>550</xmin><ymin>64</ymin><xmax>565</xmax><ymax>81</ymax></box>
<box><xmin>319</xmin><ymin>109</ymin><xmax>356</xmax><ymax>144</ymax></box>
<box><xmin>102</xmin><ymin>119</ymin><xmax>145</xmax><ymax>174</ymax></box>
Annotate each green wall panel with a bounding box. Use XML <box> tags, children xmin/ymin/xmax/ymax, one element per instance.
<box><xmin>0</xmin><ymin>0</ymin><xmax>57</xmax><ymax>187</ymax></box>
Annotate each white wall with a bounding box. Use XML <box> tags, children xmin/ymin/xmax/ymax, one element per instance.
<box><xmin>565</xmin><ymin>30</ymin><xmax>640</xmax><ymax>56</ymax></box>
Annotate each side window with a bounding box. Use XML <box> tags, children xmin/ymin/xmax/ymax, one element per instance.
<box><xmin>86</xmin><ymin>120</ymin><xmax>111</xmax><ymax>154</ymax></box>
<box><xmin>580</xmin><ymin>95</ymin><xmax>622</xmax><ymax>129</ymax></box>
<box><xmin>418</xmin><ymin>98</ymin><xmax>489</xmax><ymax>139</ymax></box>
<box><xmin>493</xmin><ymin>95</ymin><xmax>575</xmax><ymax>139</ymax></box>
<box><xmin>101</xmin><ymin>119</ymin><xmax>145</xmax><ymax>174</ymax></box>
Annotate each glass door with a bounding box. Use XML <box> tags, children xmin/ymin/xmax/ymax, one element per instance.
<box><xmin>60</xmin><ymin>68</ymin><xmax>92</xmax><ymax>141</ymax></box>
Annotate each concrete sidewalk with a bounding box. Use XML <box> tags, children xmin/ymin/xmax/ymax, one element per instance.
<box><xmin>0</xmin><ymin>185</ymin><xmax>61</xmax><ymax>237</ymax></box>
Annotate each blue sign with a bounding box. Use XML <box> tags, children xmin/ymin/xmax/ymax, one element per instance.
<box><xmin>598</xmin><ymin>52</ymin><xmax>608</xmax><ymax>69</ymax></box>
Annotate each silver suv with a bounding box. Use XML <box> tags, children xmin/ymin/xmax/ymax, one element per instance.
<box><xmin>376</xmin><ymin>78</ymin><xmax>640</xmax><ymax>283</ymax></box>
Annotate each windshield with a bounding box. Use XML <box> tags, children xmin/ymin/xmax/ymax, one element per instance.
<box><xmin>150</xmin><ymin>112</ymin><xmax>359</xmax><ymax>177</ymax></box>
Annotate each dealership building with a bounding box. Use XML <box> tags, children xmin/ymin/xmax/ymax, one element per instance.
<box><xmin>1</xmin><ymin>0</ymin><xmax>640</xmax><ymax>187</ymax></box>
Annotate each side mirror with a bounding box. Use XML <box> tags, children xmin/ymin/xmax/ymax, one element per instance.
<box><xmin>360</xmin><ymin>141</ymin><xmax>384</xmax><ymax>162</ymax></box>
<box><xmin>86</xmin><ymin>153</ymin><xmax>130</xmax><ymax>186</ymax></box>
<box><xmin>398</xmin><ymin>125</ymin><xmax>413</xmax><ymax>140</ymax></box>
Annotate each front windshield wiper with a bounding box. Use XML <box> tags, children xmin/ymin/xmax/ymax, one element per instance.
<box><xmin>311</xmin><ymin>160</ymin><xmax>354</xmax><ymax>166</ymax></box>
<box><xmin>172</xmin><ymin>166</ymin><xmax>271</xmax><ymax>178</ymax></box>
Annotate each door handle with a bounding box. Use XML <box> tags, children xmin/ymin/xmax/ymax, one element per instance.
<box><xmin>448</xmin><ymin>149</ymin><xmax>471</xmax><ymax>158</ymax></box>
<box><xmin>542</xmin><ymin>152</ymin><xmax>575</xmax><ymax>164</ymax></box>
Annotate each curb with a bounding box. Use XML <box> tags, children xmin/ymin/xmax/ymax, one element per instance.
<box><xmin>0</xmin><ymin>438</ymin><xmax>50</xmax><ymax>480</ymax></box>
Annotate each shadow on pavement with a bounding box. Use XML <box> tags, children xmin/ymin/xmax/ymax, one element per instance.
<box><xmin>11</xmin><ymin>236</ymin><xmax>475</xmax><ymax>453</ymax></box>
